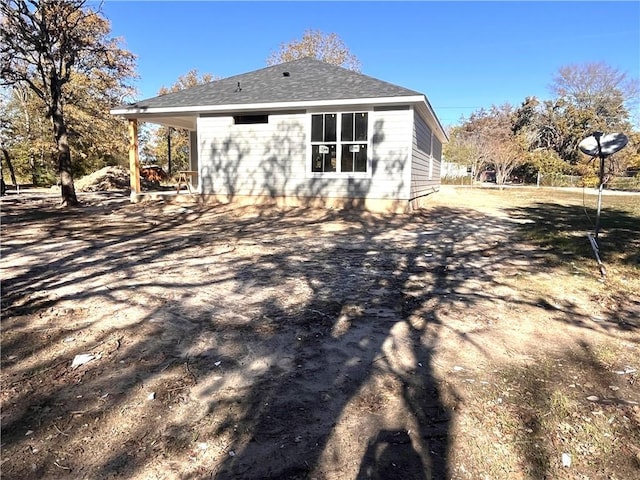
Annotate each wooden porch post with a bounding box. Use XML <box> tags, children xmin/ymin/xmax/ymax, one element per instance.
<box><xmin>128</xmin><ymin>119</ymin><xmax>140</xmax><ymax>196</ymax></box>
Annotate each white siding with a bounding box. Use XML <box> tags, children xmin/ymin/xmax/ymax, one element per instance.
<box><xmin>197</xmin><ymin>112</ymin><xmax>307</xmax><ymax>197</ymax></box>
<box><xmin>366</xmin><ymin>107</ymin><xmax>413</xmax><ymax>201</ymax></box>
<box><xmin>197</xmin><ymin>108</ymin><xmax>413</xmax><ymax>201</ymax></box>
<box><xmin>410</xmin><ymin>111</ymin><xmax>440</xmax><ymax>199</ymax></box>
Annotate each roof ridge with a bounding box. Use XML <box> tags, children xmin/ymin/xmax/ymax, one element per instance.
<box><xmin>125</xmin><ymin>58</ymin><xmax>322</xmax><ymax>106</ymax></box>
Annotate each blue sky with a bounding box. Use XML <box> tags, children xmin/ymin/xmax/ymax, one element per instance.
<box><xmin>99</xmin><ymin>1</ymin><xmax>640</xmax><ymax>127</ymax></box>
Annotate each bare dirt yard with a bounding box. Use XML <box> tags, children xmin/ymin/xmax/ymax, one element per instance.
<box><xmin>1</xmin><ymin>186</ymin><xmax>639</xmax><ymax>480</ymax></box>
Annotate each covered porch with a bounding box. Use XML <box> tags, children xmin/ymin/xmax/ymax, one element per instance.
<box><xmin>125</xmin><ymin>114</ymin><xmax>199</xmax><ymax>202</ymax></box>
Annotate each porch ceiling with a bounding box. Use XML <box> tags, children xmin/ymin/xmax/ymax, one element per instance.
<box><xmin>135</xmin><ymin>115</ymin><xmax>196</xmax><ymax>130</ymax></box>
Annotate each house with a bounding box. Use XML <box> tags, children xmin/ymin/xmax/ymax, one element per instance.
<box><xmin>111</xmin><ymin>58</ymin><xmax>448</xmax><ymax>212</ymax></box>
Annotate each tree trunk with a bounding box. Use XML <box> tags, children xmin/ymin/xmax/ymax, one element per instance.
<box><xmin>1</xmin><ymin>146</ymin><xmax>18</xmax><ymax>188</ymax></box>
<box><xmin>50</xmin><ymin>91</ymin><xmax>78</xmax><ymax>206</ymax></box>
<box><xmin>495</xmin><ymin>164</ymin><xmax>510</xmax><ymax>189</ymax></box>
<box><xmin>30</xmin><ymin>152</ymin><xmax>37</xmax><ymax>186</ymax></box>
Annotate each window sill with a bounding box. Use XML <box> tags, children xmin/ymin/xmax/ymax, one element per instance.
<box><xmin>307</xmin><ymin>172</ymin><xmax>372</xmax><ymax>180</ymax></box>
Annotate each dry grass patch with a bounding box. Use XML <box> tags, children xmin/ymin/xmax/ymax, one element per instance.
<box><xmin>447</xmin><ymin>342</ymin><xmax>640</xmax><ymax>479</ymax></box>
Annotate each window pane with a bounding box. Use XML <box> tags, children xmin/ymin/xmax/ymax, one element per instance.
<box><xmin>325</xmin><ymin>144</ymin><xmax>337</xmax><ymax>172</ymax></box>
<box><xmin>355</xmin><ymin>144</ymin><xmax>367</xmax><ymax>172</ymax></box>
<box><xmin>355</xmin><ymin>113</ymin><xmax>368</xmax><ymax>141</ymax></box>
<box><xmin>311</xmin><ymin>115</ymin><xmax>323</xmax><ymax>142</ymax></box>
<box><xmin>341</xmin><ymin>113</ymin><xmax>353</xmax><ymax>141</ymax></box>
<box><xmin>312</xmin><ymin>145</ymin><xmax>336</xmax><ymax>172</ymax></box>
<box><xmin>325</xmin><ymin>114</ymin><xmax>337</xmax><ymax>142</ymax></box>
<box><xmin>341</xmin><ymin>145</ymin><xmax>354</xmax><ymax>172</ymax></box>
<box><xmin>312</xmin><ymin>145</ymin><xmax>323</xmax><ymax>172</ymax></box>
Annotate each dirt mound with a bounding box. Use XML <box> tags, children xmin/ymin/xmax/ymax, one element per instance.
<box><xmin>76</xmin><ymin>165</ymin><xmax>130</xmax><ymax>192</ymax></box>
<box><xmin>140</xmin><ymin>165</ymin><xmax>169</xmax><ymax>183</ymax></box>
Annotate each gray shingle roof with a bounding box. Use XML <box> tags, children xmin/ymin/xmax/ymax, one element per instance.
<box><xmin>122</xmin><ymin>58</ymin><xmax>423</xmax><ymax>110</ymax></box>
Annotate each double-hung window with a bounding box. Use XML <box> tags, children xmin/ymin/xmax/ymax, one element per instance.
<box><xmin>311</xmin><ymin>112</ymin><xmax>368</xmax><ymax>174</ymax></box>
<box><xmin>311</xmin><ymin>113</ymin><xmax>337</xmax><ymax>172</ymax></box>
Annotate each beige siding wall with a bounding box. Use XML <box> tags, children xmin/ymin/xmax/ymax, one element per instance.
<box><xmin>196</xmin><ymin>108</ymin><xmax>413</xmax><ymax>202</ymax></box>
<box><xmin>410</xmin><ymin>111</ymin><xmax>441</xmax><ymax>200</ymax></box>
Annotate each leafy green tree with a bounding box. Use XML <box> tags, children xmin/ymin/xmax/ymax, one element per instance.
<box><xmin>146</xmin><ymin>70</ymin><xmax>215</xmax><ymax>175</ymax></box>
<box><xmin>444</xmin><ymin>125</ymin><xmax>489</xmax><ymax>181</ymax></box>
<box><xmin>524</xmin><ymin>149</ymin><xmax>569</xmax><ymax>185</ymax></box>
<box><xmin>512</xmin><ymin>97</ymin><xmax>574</xmax><ymax>183</ymax></box>
<box><xmin>267</xmin><ymin>29</ymin><xmax>361</xmax><ymax>72</ymax></box>
<box><xmin>1</xmin><ymin>85</ymin><xmax>56</xmax><ymax>185</ymax></box>
<box><xmin>1</xmin><ymin>0</ymin><xmax>136</xmax><ymax>205</ymax></box>
<box><xmin>442</xmin><ymin>127</ymin><xmax>470</xmax><ymax>167</ymax></box>
<box><xmin>64</xmin><ymin>69</ymin><xmax>136</xmax><ymax>174</ymax></box>
<box><xmin>458</xmin><ymin>104</ymin><xmax>525</xmax><ymax>186</ymax></box>
<box><xmin>620</xmin><ymin>131</ymin><xmax>640</xmax><ymax>171</ymax></box>
<box><xmin>2</xmin><ymin>71</ymin><xmax>135</xmax><ymax>186</ymax></box>
<box><xmin>449</xmin><ymin>63</ymin><xmax>638</xmax><ymax>187</ymax></box>
<box><xmin>519</xmin><ymin>63</ymin><xmax>638</xmax><ymax>166</ymax></box>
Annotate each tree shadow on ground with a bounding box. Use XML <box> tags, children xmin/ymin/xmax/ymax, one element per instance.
<box><xmin>1</xmin><ymin>192</ymin><xmax>637</xmax><ymax>479</ymax></box>
<box><xmin>505</xmin><ymin>200</ymin><xmax>640</xmax><ymax>330</ymax></box>
<box><xmin>505</xmin><ymin>202</ymin><xmax>640</xmax><ymax>267</ymax></box>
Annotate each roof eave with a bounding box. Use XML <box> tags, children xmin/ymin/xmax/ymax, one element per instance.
<box><xmin>110</xmin><ymin>95</ymin><xmax>426</xmax><ymax>117</ymax></box>
<box><xmin>415</xmin><ymin>97</ymin><xmax>449</xmax><ymax>143</ymax></box>
<box><xmin>111</xmin><ymin>94</ymin><xmax>448</xmax><ymax>143</ymax></box>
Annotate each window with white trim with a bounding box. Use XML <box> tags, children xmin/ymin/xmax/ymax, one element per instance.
<box><xmin>311</xmin><ymin>112</ymin><xmax>368</xmax><ymax>174</ymax></box>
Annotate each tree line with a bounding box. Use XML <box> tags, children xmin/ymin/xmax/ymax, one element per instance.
<box><xmin>1</xmin><ymin>0</ymin><xmax>638</xmax><ymax>205</ymax></box>
<box><xmin>444</xmin><ymin>63</ymin><xmax>639</xmax><ymax>187</ymax></box>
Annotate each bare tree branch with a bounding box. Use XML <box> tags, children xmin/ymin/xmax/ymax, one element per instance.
<box><xmin>267</xmin><ymin>29</ymin><xmax>361</xmax><ymax>72</ymax></box>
